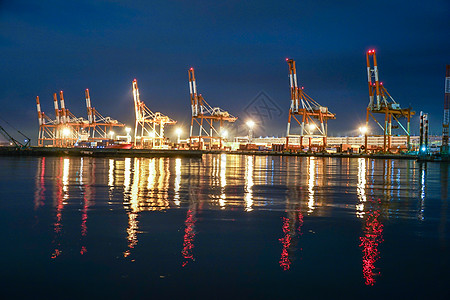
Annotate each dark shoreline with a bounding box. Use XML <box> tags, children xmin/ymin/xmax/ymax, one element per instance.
<box><xmin>0</xmin><ymin>146</ymin><xmax>424</xmax><ymax>160</ymax></box>
<box><xmin>0</xmin><ymin>146</ymin><xmax>203</xmax><ymax>158</ymax></box>
<box><xmin>1</xmin><ymin>146</ymin><xmax>448</xmax><ymax>161</ymax></box>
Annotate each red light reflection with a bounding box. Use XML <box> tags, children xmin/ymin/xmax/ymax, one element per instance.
<box><xmin>360</xmin><ymin>202</ymin><xmax>384</xmax><ymax>286</ymax></box>
<box><xmin>279</xmin><ymin>217</ymin><xmax>292</xmax><ymax>270</ymax></box>
<box><xmin>279</xmin><ymin>210</ymin><xmax>303</xmax><ymax>271</ymax></box>
<box><xmin>80</xmin><ymin>189</ymin><xmax>90</xmax><ymax>255</ymax></box>
<box><xmin>34</xmin><ymin>157</ymin><xmax>46</xmax><ymax>209</ymax></box>
<box><xmin>51</xmin><ymin>158</ymin><xmax>64</xmax><ymax>259</ymax></box>
<box><xmin>181</xmin><ymin>209</ymin><xmax>197</xmax><ymax>267</ymax></box>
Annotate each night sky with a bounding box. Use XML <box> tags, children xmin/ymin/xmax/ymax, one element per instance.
<box><xmin>1</xmin><ymin>0</ymin><xmax>449</xmax><ymax>143</ymax></box>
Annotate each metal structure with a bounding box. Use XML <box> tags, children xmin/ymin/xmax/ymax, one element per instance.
<box><xmin>132</xmin><ymin>79</ymin><xmax>176</xmax><ymax>149</ymax></box>
<box><xmin>37</xmin><ymin>90</ymin><xmax>125</xmax><ymax>147</ymax></box>
<box><xmin>38</xmin><ymin>91</ymin><xmax>85</xmax><ymax>147</ymax></box>
<box><xmin>0</xmin><ymin>125</ymin><xmax>30</xmax><ymax>148</ymax></box>
<box><xmin>285</xmin><ymin>58</ymin><xmax>335</xmax><ymax>150</ymax></box>
<box><xmin>56</xmin><ymin>91</ymin><xmax>88</xmax><ymax>147</ymax></box>
<box><xmin>419</xmin><ymin>111</ymin><xmax>429</xmax><ymax>155</ymax></box>
<box><xmin>37</xmin><ymin>94</ymin><xmax>59</xmax><ymax>146</ymax></box>
<box><xmin>0</xmin><ymin>114</ymin><xmax>30</xmax><ymax>148</ymax></box>
<box><xmin>85</xmin><ymin>89</ymin><xmax>125</xmax><ymax>142</ymax></box>
<box><xmin>442</xmin><ymin>65</ymin><xmax>449</xmax><ymax>154</ymax></box>
<box><xmin>364</xmin><ymin>50</ymin><xmax>414</xmax><ymax>152</ymax></box>
<box><xmin>188</xmin><ymin>67</ymin><xmax>237</xmax><ymax>149</ymax></box>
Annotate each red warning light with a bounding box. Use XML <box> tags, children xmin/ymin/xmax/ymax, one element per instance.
<box><xmin>190</xmin><ymin>67</ymin><xmax>193</xmax><ymax>70</ymax></box>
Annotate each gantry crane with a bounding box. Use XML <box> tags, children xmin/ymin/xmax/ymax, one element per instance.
<box><xmin>0</xmin><ymin>124</ymin><xmax>30</xmax><ymax>148</ymax></box>
<box><xmin>36</xmin><ymin>94</ymin><xmax>66</xmax><ymax>147</ymax></box>
<box><xmin>85</xmin><ymin>89</ymin><xmax>125</xmax><ymax>142</ymax></box>
<box><xmin>36</xmin><ymin>95</ymin><xmax>57</xmax><ymax>146</ymax></box>
<box><xmin>188</xmin><ymin>67</ymin><xmax>237</xmax><ymax>150</ymax></box>
<box><xmin>364</xmin><ymin>49</ymin><xmax>414</xmax><ymax>152</ymax></box>
<box><xmin>56</xmin><ymin>91</ymin><xmax>89</xmax><ymax>147</ymax></box>
<box><xmin>132</xmin><ymin>79</ymin><xmax>176</xmax><ymax>149</ymax></box>
<box><xmin>285</xmin><ymin>58</ymin><xmax>335</xmax><ymax>150</ymax></box>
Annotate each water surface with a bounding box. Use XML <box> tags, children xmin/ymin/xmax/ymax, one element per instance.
<box><xmin>0</xmin><ymin>155</ymin><xmax>448</xmax><ymax>299</ymax></box>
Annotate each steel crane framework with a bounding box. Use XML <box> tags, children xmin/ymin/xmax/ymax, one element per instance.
<box><xmin>36</xmin><ymin>90</ymin><xmax>124</xmax><ymax>147</ymax></box>
<box><xmin>188</xmin><ymin>68</ymin><xmax>237</xmax><ymax>150</ymax></box>
<box><xmin>285</xmin><ymin>58</ymin><xmax>335</xmax><ymax>150</ymax></box>
<box><xmin>132</xmin><ymin>79</ymin><xmax>176</xmax><ymax>149</ymax></box>
<box><xmin>364</xmin><ymin>50</ymin><xmax>415</xmax><ymax>152</ymax></box>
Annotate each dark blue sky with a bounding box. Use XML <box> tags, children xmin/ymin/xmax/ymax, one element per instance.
<box><xmin>1</xmin><ymin>0</ymin><xmax>449</xmax><ymax>142</ymax></box>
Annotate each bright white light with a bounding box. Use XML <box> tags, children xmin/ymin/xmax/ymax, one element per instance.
<box><xmin>109</xmin><ymin>131</ymin><xmax>115</xmax><ymax>138</ymax></box>
<box><xmin>175</xmin><ymin>127</ymin><xmax>182</xmax><ymax>135</ymax></box>
<box><xmin>62</xmin><ymin>128</ymin><xmax>71</xmax><ymax>136</ymax></box>
<box><xmin>221</xmin><ymin>130</ymin><xmax>228</xmax><ymax>138</ymax></box>
<box><xmin>125</xmin><ymin>127</ymin><xmax>131</xmax><ymax>134</ymax></box>
<box><xmin>359</xmin><ymin>126</ymin><xmax>368</xmax><ymax>134</ymax></box>
<box><xmin>421</xmin><ymin>146</ymin><xmax>427</xmax><ymax>152</ymax></box>
<box><xmin>246</xmin><ymin>120</ymin><xmax>255</xmax><ymax>129</ymax></box>
<box><xmin>308</xmin><ymin>124</ymin><xmax>315</xmax><ymax>131</ymax></box>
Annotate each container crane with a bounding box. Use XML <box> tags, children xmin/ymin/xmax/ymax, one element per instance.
<box><xmin>37</xmin><ymin>92</ymin><xmax>88</xmax><ymax>147</ymax></box>
<box><xmin>132</xmin><ymin>79</ymin><xmax>176</xmax><ymax>149</ymax></box>
<box><xmin>85</xmin><ymin>89</ymin><xmax>125</xmax><ymax>143</ymax></box>
<box><xmin>364</xmin><ymin>49</ymin><xmax>414</xmax><ymax>152</ymax></box>
<box><xmin>285</xmin><ymin>58</ymin><xmax>335</xmax><ymax>150</ymax></box>
<box><xmin>37</xmin><ymin>95</ymin><xmax>59</xmax><ymax>146</ymax></box>
<box><xmin>188</xmin><ymin>67</ymin><xmax>237</xmax><ymax>150</ymax></box>
<box><xmin>0</xmin><ymin>125</ymin><xmax>30</xmax><ymax>148</ymax></box>
<box><xmin>57</xmin><ymin>91</ymin><xmax>89</xmax><ymax>147</ymax></box>
<box><xmin>0</xmin><ymin>114</ymin><xmax>30</xmax><ymax>148</ymax></box>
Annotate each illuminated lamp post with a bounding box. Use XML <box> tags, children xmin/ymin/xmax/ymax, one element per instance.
<box><xmin>125</xmin><ymin>127</ymin><xmax>131</xmax><ymax>143</ymax></box>
<box><xmin>359</xmin><ymin>126</ymin><xmax>368</xmax><ymax>153</ymax></box>
<box><xmin>175</xmin><ymin>127</ymin><xmax>182</xmax><ymax>144</ymax></box>
<box><xmin>246</xmin><ymin>120</ymin><xmax>255</xmax><ymax>143</ymax></box>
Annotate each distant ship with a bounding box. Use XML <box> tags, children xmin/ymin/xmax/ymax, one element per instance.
<box><xmin>105</xmin><ymin>142</ymin><xmax>133</xmax><ymax>149</ymax></box>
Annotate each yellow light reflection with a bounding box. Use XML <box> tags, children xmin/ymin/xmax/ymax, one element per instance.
<box><xmin>124</xmin><ymin>157</ymin><xmax>131</xmax><ymax>195</ymax></box>
<box><xmin>147</xmin><ymin>158</ymin><xmax>156</xmax><ymax>192</ymax></box>
<box><xmin>219</xmin><ymin>153</ymin><xmax>227</xmax><ymax>208</ymax></box>
<box><xmin>124</xmin><ymin>158</ymin><xmax>140</xmax><ymax>258</ymax></box>
<box><xmin>159</xmin><ymin>158</ymin><xmax>170</xmax><ymax>204</ymax></box>
<box><xmin>108</xmin><ymin>159</ymin><xmax>114</xmax><ymax>188</ymax></box>
<box><xmin>124</xmin><ymin>213</ymin><xmax>138</xmax><ymax>258</ymax></box>
<box><xmin>62</xmin><ymin>158</ymin><xmax>70</xmax><ymax>202</ymax></box>
<box><xmin>245</xmin><ymin>155</ymin><xmax>254</xmax><ymax>212</ymax></box>
<box><xmin>79</xmin><ymin>157</ymin><xmax>84</xmax><ymax>185</ymax></box>
<box><xmin>356</xmin><ymin>158</ymin><xmax>367</xmax><ymax>218</ymax></box>
<box><xmin>307</xmin><ymin>157</ymin><xmax>315</xmax><ymax>213</ymax></box>
<box><xmin>63</xmin><ymin>158</ymin><xmax>69</xmax><ymax>187</ymax></box>
<box><xmin>130</xmin><ymin>158</ymin><xmax>140</xmax><ymax>212</ymax></box>
<box><xmin>174</xmin><ymin>158</ymin><xmax>181</xmax><ymax>206</ymax></box>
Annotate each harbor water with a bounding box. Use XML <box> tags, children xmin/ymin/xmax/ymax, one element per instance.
<box><xmin>0</xmin><ymin>155</ymin><xmax>448</xmax><ymax>299</ymax></box>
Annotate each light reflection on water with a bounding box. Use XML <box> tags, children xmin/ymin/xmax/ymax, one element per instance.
<box><xmin>26</xmin><ymin>154</ymin><xmax>449</xmax><ymax>293</ymax></box>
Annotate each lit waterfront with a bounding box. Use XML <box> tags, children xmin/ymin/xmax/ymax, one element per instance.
<box><xmin>0</xmin><ymin>155</ymin><xmax>449</xmax><ymax>298</ymax></box>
